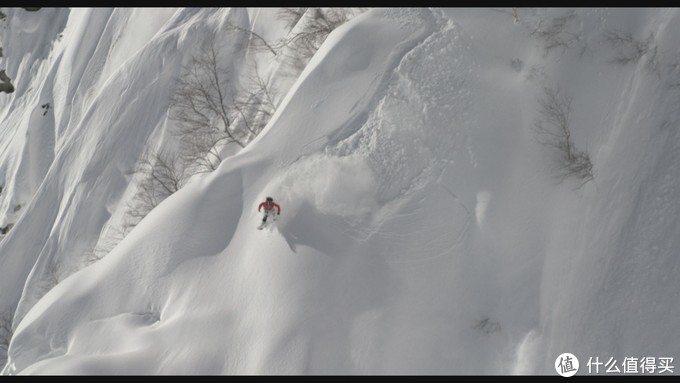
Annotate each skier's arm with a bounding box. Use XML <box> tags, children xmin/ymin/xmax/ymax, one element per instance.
<box><xmin>274</xmin><ymin>203</ymin><xmax>281</xmax><ymax>215</ymax></box>
<box><xmin>258</xmin><ymin>202</ymin><xmax>264</xmax><ymax>212</ymax></box>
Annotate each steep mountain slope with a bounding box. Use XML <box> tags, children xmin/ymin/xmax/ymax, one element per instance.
<box><xmin>1</xmin><ymin>8</ymin><xmax>679</xmax><ymax>375</ymax></box>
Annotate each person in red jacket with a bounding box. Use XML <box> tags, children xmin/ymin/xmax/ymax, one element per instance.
<box><xmin>258</xmin><ymin>196</ymin><xmax>281</xmax><ymax>227</ymax></box>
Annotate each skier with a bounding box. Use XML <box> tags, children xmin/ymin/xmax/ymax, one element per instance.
<box><xmin>257</xmin><ymin>196</ymin><xmax>281</xmax><ymax>229</ymax></box>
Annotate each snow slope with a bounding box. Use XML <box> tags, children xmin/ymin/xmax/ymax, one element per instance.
<box><xmin>2</xmin><ymin>7</ymin><xmax>680</xmax><ymax>375</ymax></box>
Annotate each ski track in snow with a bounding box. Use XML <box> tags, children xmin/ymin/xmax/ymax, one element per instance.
<box><xmin>316</xmin><ymin>9</ymin><xmax>475</xmax><ymax>264</ymax></box>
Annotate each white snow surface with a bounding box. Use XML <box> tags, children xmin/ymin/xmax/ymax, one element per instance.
<box><xmin>0</xmin><ymin>7</ymin><xmax>679</xmax><ymax>375</ymax></box>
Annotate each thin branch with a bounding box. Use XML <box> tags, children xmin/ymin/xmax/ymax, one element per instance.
<box><xmin>225</xmin><ymin>22</ymin><xmax>280</xmax><ymax>56</ymax></box>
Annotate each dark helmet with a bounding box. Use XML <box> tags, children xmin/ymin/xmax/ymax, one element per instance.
<box><xmin>266</xmin><ymin>196</ymin><xmax>273</xmax><ymax>202</ymax></box>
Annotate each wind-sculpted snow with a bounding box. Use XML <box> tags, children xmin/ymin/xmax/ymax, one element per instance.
<box><xmin>2</xmin><ymin>7</ymin><xmax>680</xmax><ymax>375</ymax></box>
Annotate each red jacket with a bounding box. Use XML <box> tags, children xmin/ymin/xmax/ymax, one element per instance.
<box><xmin>258</xmin><ymin>201</ymin><xmax>281</xmax><ymax>214</ymax></box>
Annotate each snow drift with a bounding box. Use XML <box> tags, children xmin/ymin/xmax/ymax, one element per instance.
<box><xmin>1</xmin><ymin>7</ymin><xmax>679</xmax><ymax>375</ymax></box>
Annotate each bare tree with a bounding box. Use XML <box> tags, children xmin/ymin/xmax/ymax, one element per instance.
<box><xmin>529</xmin><ymin>11</ymin><xmax>581</xmax><ymax>55</ymax></box>
<box><xmin>279</xmin><ymin>8</ymin><xmax>365</xmax><ymax>72</ymax></box>
<box><xmin>124</xmin><ymin>149</ymin><xmax>189</xmax><ymax>231</ymax></box>
<box><xmin>473</xmin><ymin>317</ymin><xmax>502</xmax><ymax>335</ymax></box>
<box><xmin>32</xmin><ymin>262</ymin><xmax>64</xmax><ymax>305</ymax></box>
<box><xmin>491</xmin><ymin>8</ymin><xmax>520</xmax><ymax>23</ymax></box>
<box><xmin>225</xmin><ymin>20</ymin><xmax>280</xmax><ymax>57</ymax></box>
<box><xmin>534</xmin><ymin>85</ymin><xmax>593</xmax><ymax>185</ymax></box>
<box><xmin>178</xmin><ymin>126</ymin><xmax>230</xmax><ymax>173</ymax></box>
<box><xmin>604</xmin><ymin>30</ymin><xmax>659</xmax><ymax>74</ymax></box>
<box><xmin>81</xmin><ymin>149</ymin><xmax>188</xmax><ymax>267</ymax></box>
<box><xmin>278</xmin><ymin>7</ymin><xmax>308</xmax><ymax>32</ymax></box>
<box><xmin>81</xmin><ymin>10</ymin><xmax>364</xmax><ymax>268</ymax></box>
<box><xmin>170</xmin><ymin>39</ymin><xmax>245</xmax><ymax>156</ymax></box>
<box><xmin>230</xmin><ymin>62</ymin><xmax>277</xmax><ymax>140</ymax></box>
<box><xmin>82</xmin><ymin>225</ymin><xmax>127</xmax><ymax>267</ymax></box>
<box><xmin>221</xmin><ymin>8</ymin><xmax>365</xmax><ymax>79</ymax></box>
